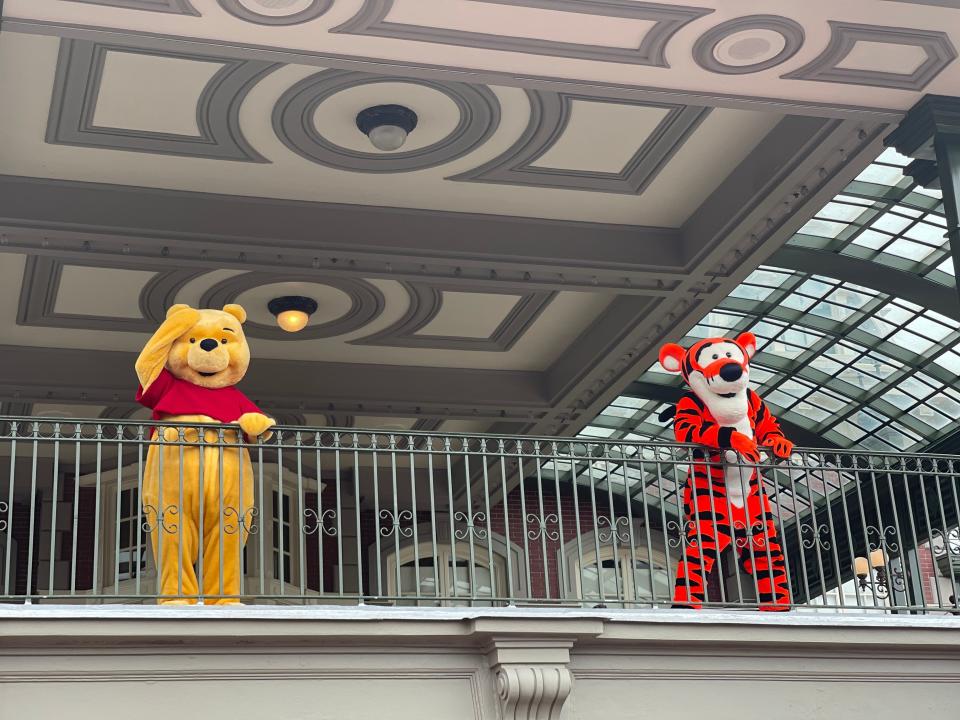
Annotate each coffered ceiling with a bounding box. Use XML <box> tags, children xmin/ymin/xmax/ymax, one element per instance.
<box><xmin>0</xmin><ymin>0</ymin><xmax>947</xmax><ymax>434</ymax></box>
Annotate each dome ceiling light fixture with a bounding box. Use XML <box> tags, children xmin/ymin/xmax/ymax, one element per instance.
<box><xmin>356</xmin><ymin>104</ymin><xmax>418</xmax><ymax>151</ymax></box>
<box><xmin>268</xmin><ymin>295</ymin><xmax>318</xmax><ymax>333</ymax></box>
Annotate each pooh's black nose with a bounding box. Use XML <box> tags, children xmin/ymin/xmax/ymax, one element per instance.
<box><xmin>199</xmin><ymin>338</ymin><xmax>218</xmax><ymax>352</ymax></box>
<box><xmin>719</xmin><ymin>362</ymin><xmax>742</xmax><ymax>382</ymax></box>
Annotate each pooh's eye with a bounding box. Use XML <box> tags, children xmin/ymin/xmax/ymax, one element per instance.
<box><xmin>189</xmin><ymin>338</ymin><xmax>196</xmax><ymax>344</ymax></box>
<box><xmin>221</xmin><ymin>339</ymin><xmax>228</xmax><ymax>344</ymax></box>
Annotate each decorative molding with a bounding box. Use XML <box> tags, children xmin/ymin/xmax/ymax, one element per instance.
<box><xmin>332</xmin><ymin>0</ymin><xmax>713</xmax><ymax>68</ymax></box>
<box><xmin>692</xmin><ymin>15</ymin><xmax>805</xmax><ymax>75</ymax></box>
<box><xmin>216</xmin><ymin>0</ymin><xmax>333</xmax><ymax>25</ymax></box>
<box><xmin>198</xmin><ymin>271</ymin><xmax>386</xmax><ymax>341</ymax></box>
<box><xmin>272</xmin><ymin>70</ymin><xmax>500</xmax><ymax>173</ymax></box>
<box><xmin>46</xmin><ymin>38</ymin><xmax>278</xmax><ymax>161</ymax></box>
<box><xmin>878</xmin><ymin>1</ymin><xmax>960</xmax><ymax>8</ymax></box>
<box><xmin>61</xmin><ymin>0</ymin><xmax>200</xmax><ymax>14</ymax></box>
<box><xmin>783</xmin><ymin>21</ymin><xmax>957</xmax><ymax>91</ymax></box>
<box><xmin>451</xmin><ymin>90</ymin><xmax>709</xmax><ymax>194</ymax></box>
<box><xmin>5</xmin><ymin>18</ymin><xmax>908</xmax><ymax>120</ymax></box>
<box><xmin>487</xmin><ymin>638</ymin><xmax>575</xmax><ymax>720</ymax></box>
<box><xmin>16</xmin><ymin>255</ymin><xmax>200</xmax><ymax>333</ymax></box>
<box><xmin>351</xmin><ymin>282</ymin><xmax>555</xmax><ymax>351</ymax></box>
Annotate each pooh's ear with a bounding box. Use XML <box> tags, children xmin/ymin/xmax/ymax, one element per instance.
<box><xmin>222</xmin><ymin>304</ymin><xmax>247</xmax><ymax>324</ymax></box>
<box><xmin>736</xmin><ymin>332</ymin><xmax>757</xmax><ymax>360</ymax></box>
<box><xmin>166</xmin><ymin>303</ymin><xmax>192</xmax><ymax>319</ymax></box>
<box><xmin>659</xmin><ymin>343</ymin><xmax>685</xmax><ymax>374</ymax></box>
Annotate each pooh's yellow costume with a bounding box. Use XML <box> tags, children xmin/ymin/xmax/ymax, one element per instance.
<box><xmin>135</xmin><ymin>304</ymin><xmax>274</xmax><ymax>604</ymax></box>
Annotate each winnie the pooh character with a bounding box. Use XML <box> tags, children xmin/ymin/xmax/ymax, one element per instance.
<box><xmin>135</xmin><ymin>303</ymin><xmax>274</xmax><ymax>604</ymax></box>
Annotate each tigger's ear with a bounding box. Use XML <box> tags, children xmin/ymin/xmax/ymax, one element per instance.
<box><xmin>736</xmin><ymin>332</ymin><xmax>757</xmax><ymax>360</ymax></box>
<box><xmin>659</xmin><ymin>343</ymin><xmax>685</xmax><ymax>374</ymax></box>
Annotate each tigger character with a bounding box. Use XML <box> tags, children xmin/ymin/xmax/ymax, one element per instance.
<box><xmin>659</xmin><ymin>332</ymin><xmax>792</xmax><ymax>611</ymax></box>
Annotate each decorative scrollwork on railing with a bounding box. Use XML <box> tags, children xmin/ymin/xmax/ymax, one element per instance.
<box><xmin>666</xmin><ymin>519</ymin><xmax>698</xmax><ymax>548</ymax></box>
<box><xmin>0</xmin><ymin>500</ymin><xmax>7</xmax><ymax>532</ymax></box>
<box><xmin>734</xmin><ymin>520</ymin><xmax>767</xmax><ymax>550</ymax></box>
<box><xmin>526</xmin><ymin>513</ymin><xmax>559</xmax><ymax>541</ymax></box>
<box><xmin>800</xmin><ymin>523</ymin><xmax>831</xmax><ymax>550</ymax></box>
<box><xmin>867</xmin><ymin>524</ymin><xmax>899</xmax><ymax>554</ymax></box>
<box><xmin>454</xmin><ymin>511</ymin><xmax>488</xmax><ymax>540</ymax></box>
<box><xmin>303</xmin><ymin>508</ymin><xmax>337</xmax><ymax>536</ymax></box>
<box><xmin>142</xmin><ymin>504</ymin><xmax>179</xmax><ymax>534</ymax></box>
<box><xmin>597</xmin><ymin>515</ymin><xmax>630</xmax><ymax>544</ymax></box>
<box><xmin>223</xmin><ymin>506</ymin><xmax>258</xmax><ymax>536</ymax></box>
<box><xmin>380</xmin><ymin>509</ymin><xmax>414</xmax><ymax>538</ymax></box>
<box><xmin>930</xmin><ymin>528</ymin><xmax>960</xmax><ymax>557</ymax></box>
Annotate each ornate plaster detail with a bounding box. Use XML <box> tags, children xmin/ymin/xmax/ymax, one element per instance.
<box><xmin>495</xmin><ymin>665</ymin><xmax>573</xmax><ymax>719</ymax></box>
<box><xmin>47</xmin><ymin>39</ymin><xmax>278</xmax><ymax>161</ymax></box>
<box><xmin>198</xmin><ymin>271</ymin><xmax>386</xmax><ymax>341</ymax></box>
<box><xmin>61</xmin><ymin>0</ymin><xmax>199</xmax><ymax>13</ymax></box>
<box><xmin>332</xmin><ymin>0</ymin><xmax>713</xmax><ymax>67</ymax></box>
<box><xmin>783</xmin><ymin>21</ymin><xmax>957</xmax><ymax>90</ymax></box>
<box><xmin>350</xmin><ymin>281</ymin><xmax>555</xmax><ymax>351</ymax></box>
<box><xmin>693</xmin><ymin>15</ymin><xmax>805</xmax><ymax>75</ymax></box>
<box><xmin>217</xmin><ymin>0</ymin><xmax>333</xmax><ymax>25</ymax></box>
<box><xmin>451</xmin><ymin>90</ymin><xmax>709</xmax><ymax>194</ymax></box>
<box><xmin>272</xmin><ymin>69</ymin><xmax>500</xmax><ymax>172</ymax></box>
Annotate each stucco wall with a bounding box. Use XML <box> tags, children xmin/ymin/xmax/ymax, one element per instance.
<box><xmin>2</xmin><ymin>606</ymin><xmax>959</xmax><ymax>719</ymax></box>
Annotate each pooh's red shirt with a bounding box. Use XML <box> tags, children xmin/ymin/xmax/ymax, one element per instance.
<box><xmin>136</xmin><ymin>368</ymin><xmax>262</xmax><ymax>423</ymax></box>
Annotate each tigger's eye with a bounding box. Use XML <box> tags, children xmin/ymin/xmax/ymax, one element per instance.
<box><xmin>712</xmin><ymin>353</ymin><xmax>719</xmax><ymax>360</ymax></box>
<box><xmin>725</xmin><ymin>352</ymin><xmax>732</xmax><ymax>358</ymax></box>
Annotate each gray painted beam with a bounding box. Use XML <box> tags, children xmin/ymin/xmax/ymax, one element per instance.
<box><xmin>772</xmin><ymin>245</ymin><xmax>960</xmax><ymax>319</ymax></box>
<box><xmin>0</xmin><ymin>174</ymin><xmax>682</xmax><ymax>294</ymax></box>
<box><xmin>0</xmin><ymin>345</ymin><xmax>550</xmax><ymax>420</ymax></box>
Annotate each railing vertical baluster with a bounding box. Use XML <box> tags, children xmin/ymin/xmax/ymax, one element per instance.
<box><xmin>928</xmin><ymin>457</ymin><xmax>957</xmax><ymax>611</ymax></box>
<box><xmin>408</xmin><ymin>434</ymin><xmax>422</xmax><ymax>605</ymax></box>
<box><xmin>899</xmin><ymin>452</ymin><xmax>923</xmax><ymax>612</ymax></box>
<box><xmin>178</xmin><ymin>427</ymin><xmax>186</xmax><ymax>601</ymax></box>
<box><xmin>915</xmin><ymin>459</ymin><xmax>945</xmax><ymax>610</ymax></box>
<box><xmin>25</xmin><ymin>422</ymin><xmax>39</xmax><ymax>602</ymax></box>
<box><xmin>672</xmin><ymin>446</ymin><xmax>696</xmax><ymax>608</ymax></box>
<box><xmin>48</xmin><ymin>425</ymin><xmax>61</xmax><ymax>599</ymax></box>
<box><xmin>517</xmin><ymin>441</ymin><xmax>533</xmax><ymax>602</ymax></box>
<box><xmin>551</xmin><ymin>442</ymin><xmax>567</xmax><ymax>605</ymax></box>
<box><xmin>481</xmin><ymin>439</ymin><xmax>495</xmax><ymax>605</ymax></box>
<box><xmin>428</xmin><ymin>438</ymin><xmax>440</xmax><ymax>604</ymax></box>
<box><xmin>334</xmin><ymin>434</ymin><xmax>344</xmax><ymax>597</ymax></box>
<box><xmin>92</xmin><ymin>425</ymin><xmax>103</xmax><ymax>598</ymax></box>
<box><xmin>237</xmin><ymin>431</ymin><xmax>246</xmax><ymax>601</ymax></box>
<box><xmin>389</xmin><ymin>433</ymin><xmax>403</xmax><ymax>602</ymax></box>
<box><xmin>352</xmin><ymin>433</ymin><xmax>363</xmax><ymax>603</ymax></box>
<box><xmin>767</xmin><ymin>455</ymin><xmax>794</xmax><ymax>610</ymax></box>
<box><xmin>444</xmin><ymin>436</ymin><xmax>457</xmax><ymax>603</ymax></box>
<box><xmin>620</xmin><ymin>447</ymin><xmax>639</xmax><ymax>607</ymax></box>
<box><xmin>945</xmin><ymin>458</ymin><xmax>960</xmax><ymax>610</ymax></box>
<box><xmin>70</xmin><ymin>424</ymin><xmax>79</xmax><ymax>596</ymax></box>
<box><xmin>533</xmin><ymin>441</ymin><xmax>550</xmax><ymax>602</ymax></box>
<box><xmin>296</xmin><ymin>432</ymin><xmax>306</xmax><ymax>600</ymax></box>
<box><xmin>586</xmin><ymin>446</ymin><xmax>604</xmax><ymax>606</ymax></box>
<box><xmin>136</xmin><ymin>425</ymin><xmax>144</xmax><ymax>600</ymax></box>
<box><xmin>568</xmin><ymin>442</ymin><xmax>586</xmax><ymax>606</ymax></box>
<box><xmin>197</xmin><ymin>425</ymin><xmax>205</xmax><ymax>603</ymax></box>
<box><xmin>817</xmin><ymin>452</ymin><xmax>846</xmax><ymax>610</ymax></box>
<box><xmin>276</xmin><ymin>429</ymin><xmax>284</xmax><ymax>596</ymax></box>
<box><xmin>463</xmin><ymin>441</ymin><xmax>478</xmax><ymax>605</ymax></box>
<box><xmin>220</xmin><ymin>426</ymin><xmax>227</xmax><ymax>601</ymax></box>
<box><xmin>257</xmin><ymin>441</ymin><xmax>266</xmax><ymax>597</ymax></box>
<box><xmin>636</xmin><ymin>451</ymin><xmax>657</xmax><ymax>607</ymax></box>
<box><xmin>114</xmin><ymin>426</ymin><xmax>123</xmax><ymax>597</ymax></box>
<box><xmin>497</xmin><ymin>439</ymin><xmax>514</xmax><ymax>603</ymax></box>
<box><xmin>3</xmin><ymin>423</ymin><xmax>15</xmax><ymax>598</ymax></box>
<box><xmin>876</xmin><ymin>454</ymin><xmax>908</xmax><ymax>611</ymax></box>
<box><xmin>315</xmin><ymin>437</ymin><xmax>324</xmax><ymax>596</ymax></box>
<box><xmin>371</xmin><ymin>434</ymin><xmax>383</xmax><ymax>598</ymax></box>
<box><xmin>600</xmin><ymin>449</ymin><xmax>623</xmax><ymax>606</ymax></box>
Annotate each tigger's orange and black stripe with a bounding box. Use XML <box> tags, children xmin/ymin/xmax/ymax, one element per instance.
<box><xmin>661</xmin><ymin>335</ymin><xmax>792</xmax><ymax>612</ymax></box>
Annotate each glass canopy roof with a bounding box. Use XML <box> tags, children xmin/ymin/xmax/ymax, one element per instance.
<box><xmin>568</xmin><ymin>148</ymin><xmax>954</xmax><ymax>514</ymax></box>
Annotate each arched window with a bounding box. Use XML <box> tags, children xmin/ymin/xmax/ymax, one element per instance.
<box><xmin>373</xmin><ymin>523</ymin><xmax>526</xmax><ymax>606</ymax></box>
<box><xmin>562</xmin><ymin>526</ymin><xmax>672</xmax><ymax>607</ymax></box>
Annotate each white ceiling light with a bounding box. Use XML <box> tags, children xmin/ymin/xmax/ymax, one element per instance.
<box><xmin>356</xmin><ymin>104</ymin><xmax>419</xmax><ymax>152</ymax></box>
